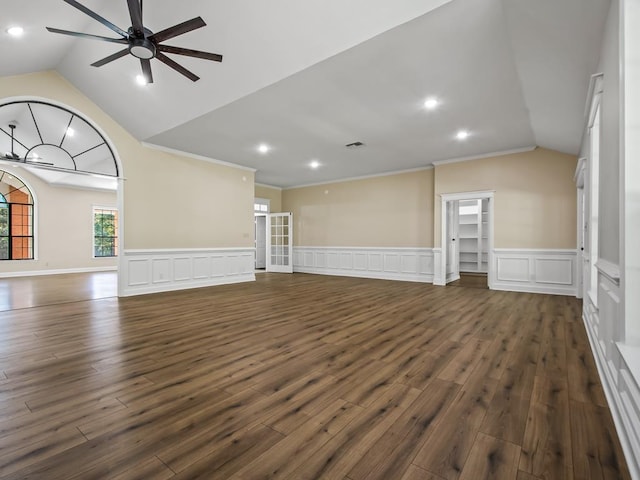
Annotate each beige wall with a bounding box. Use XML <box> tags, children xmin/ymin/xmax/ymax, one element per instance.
<box><xmin>0</xmin><ymin>71</ymin><xmax>255</xmax><ymax>252</ymax></box>
<box><xmin>1</xmin><ymin>168</ymin><xmax>117</xmax><ymax>273</ymax></box>
<box><xmin>255</xmin><ymin>184</ymin><xmax>282</xmax><ymax>213</ymax></box>
<box><xmin>282</xmin><ymin>169</ymin><xmax>434</xmax><ymax>247</ymax></box>
<box><xmin>434</xmin><ymin>148</ymin><xmax>577</xmax><ymax>248</ymax></box>
<box><xmin>126</xmin><ymin>149</ymin><xmax>254</xmax><ymax>249</ymax></box>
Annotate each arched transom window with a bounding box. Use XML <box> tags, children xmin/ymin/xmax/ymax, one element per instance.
<box><xmin>0</xmin><ymin>100</ymin><xmax>118</xmax><ymax>177</ymax></box>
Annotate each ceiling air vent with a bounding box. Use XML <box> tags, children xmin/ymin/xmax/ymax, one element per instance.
<box><xmin>345</xmin><ymin>141</ymin><xmax>365</xmax><ymax>148</ymax></box>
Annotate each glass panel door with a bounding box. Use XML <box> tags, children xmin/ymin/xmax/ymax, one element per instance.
<box><xmin>266</xmin><ymin>212</ymin><xmax>293</xmax><ymax>273</ymax></box>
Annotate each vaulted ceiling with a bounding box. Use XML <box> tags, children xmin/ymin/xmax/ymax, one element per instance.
<box><xmin>1</xmin><ymin>0</ymin><xmax>610</xmax><ymax>188</ymax></box>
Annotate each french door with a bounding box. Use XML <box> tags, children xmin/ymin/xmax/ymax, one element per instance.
<box><xmin>266</xmin><ymin>212</ymin><xmax>293</xmax><ymax>273</ymax></box>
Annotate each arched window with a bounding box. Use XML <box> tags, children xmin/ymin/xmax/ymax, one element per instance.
<box><xmin>0</xmin><ymin>100</ymin><xmax>118</xmax><ymax>178</ymax></box>
<box><xmin>0</xmin><ymin>170</ymin><xmax>34</xmax><ymax>260</ymax></box>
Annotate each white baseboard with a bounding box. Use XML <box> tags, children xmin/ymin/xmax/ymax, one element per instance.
<box><xmin>0</xmin><ymin>266</ymin><xmax>117</xmax><ymax>278</ymax></box>
<box><xmin>582</xmin><ymin>274</ymin><xmax>640</xmax><ymax>480</ymax></box>
<box><xmin>293</xmin><ymin>247</ymin><xmax>434</xmax><ymax>283</ymax></box>
<box><xmin>119</xmin><ymin>248</ymin><xmax>255</xmax><ymax>297</ymax></box>
<box><xmin>491</xmin><ymin>248</ymin><xmax>578</xmax><ymax>296</ymax></box>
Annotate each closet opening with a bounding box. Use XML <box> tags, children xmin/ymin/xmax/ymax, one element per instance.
<box><xmin>439</xmin><ymin>191</ymin><xmax>494</xmax><ymax>289</ymax></box>
<box><xmin>452</xmin><ymin>199</ymin><xmax>489</xmax><ymax>288</ymax></box>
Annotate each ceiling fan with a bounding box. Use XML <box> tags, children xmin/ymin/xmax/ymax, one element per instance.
<box><xmin>47</xmin><ymin>0</ymin><xmax>223</xmax><ymax>83</ymax></box>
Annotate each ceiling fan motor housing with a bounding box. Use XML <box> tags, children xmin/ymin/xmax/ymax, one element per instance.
<box><xmin>129</xmin><ymin>36</ymin><xmax>156</xmax><ymax>59</ymax></box>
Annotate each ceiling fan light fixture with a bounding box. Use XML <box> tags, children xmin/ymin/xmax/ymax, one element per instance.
<box><xmin>135</xmin><ymin>74</ymin><xmax>148</xmax><ymax>86</ymax></box>
<box><xmin>129</xmin><ymin>38</ymin><xmax>156</xmax><ymax>59</ymax></box>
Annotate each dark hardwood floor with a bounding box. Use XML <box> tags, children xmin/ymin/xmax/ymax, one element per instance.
<box><xmin>449</xmin><ymin>273</ymin><xmax>488</xmax><ymax>289</ymax></box>
<box><xmin>0</xmin><ymin>272</ymin><xmax>630</xmax><ymax>479</ymax></box>
<box><xmin>0</xmin><ymin>271</ymin><xmax>116</xmax><ymax>311</ymax></box>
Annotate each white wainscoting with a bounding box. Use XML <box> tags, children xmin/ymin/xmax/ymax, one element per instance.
<box><xmin>120</xmin><ymin>248</ymin><xmax>255</xmax><ymax>297</ymax></box>
<box><xmin>492</xmin><ymin>249</ymin><xmax>578</xmax><ymax>296</ymax></box>
<box><xmin>583</xmin><ymin>261</ymin><xmax>640</xmax><ymax>480</ymax></box>
<box><xmin>293</xmin><ymin>247</ymin><xmax>434</xmax><ymax>283</ymax></box>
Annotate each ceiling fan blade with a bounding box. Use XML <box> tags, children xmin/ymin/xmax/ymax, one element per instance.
<box><xmin>62</xmin><ymin>0</ymin><xmax>129</xmax><ymax>38</ymax></box>
<box><xmin>149</xmin><ymin>17</ymin><xmax>206</xmax><ymax>43</ymax></box>
<box><xmin>127</xmin><ymin>0</ymin><xmax>144</xmax><ymax>35</ymax></box>
<box><xmin>46</xmin><ymin>27</ymin><xmax>129</xmax><ymax>44</ymax></box>
<box><xmin>91</xmin><ymin>49</ymin><xmax>129</xmax><ymax>67</ymax></box>
<box><xmin>141</xmin><ymin>59</ymin><xmax>154</xmax><ymax>84</ymax></box>
<box><xmin>157</xmin><ymin>44</ymin><xmax>223</xmax><ymax>62</ymax></box>
<box><xmin>155</xmin><ymin>52</ymin><xmax>199</xmax><ymax>82</ymax></box>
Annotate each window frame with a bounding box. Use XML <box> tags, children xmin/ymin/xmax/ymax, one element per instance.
<box><xmin>92</xmin><ymin>206</ymin><xmax>119</xmax><ymax>258</ymax></box>
<box><xmin>0</xmin><ymin>171</ymin><xmax>35</xmax><ymax>261</ymax></box>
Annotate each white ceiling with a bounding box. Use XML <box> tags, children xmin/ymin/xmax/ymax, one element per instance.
<box><xmin>0</xmin><ymin>0</ymin><xmax>610</xmax><ymax>188</ymax></box>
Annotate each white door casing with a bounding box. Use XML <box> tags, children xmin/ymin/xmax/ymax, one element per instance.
<box><xmin>446</xmin><ymin>200</ymin><xmax>460</xmax><ymax>283</ymax></box>
<box><xmin>255</xmin><ymin>215</ymin><xmax>266</xmax><ymax>269</ymax></box>
<box><xmin>440</xmin><ymin>191</ymin><xmax>495</xmax><ymax>288</ymax></box>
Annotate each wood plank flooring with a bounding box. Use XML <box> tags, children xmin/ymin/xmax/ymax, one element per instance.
<box><xmin>0</xmin><ymin>272</ymin><xmax>631</xmax><ymax>479</ymax></box>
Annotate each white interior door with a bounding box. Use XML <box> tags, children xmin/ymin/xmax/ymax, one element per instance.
<box><xmin>255</xmin><ymin>215</ymin><xmax>266</xmax><ymax>269</ymax></box>
<box><xmin>266</xmin><ymin>212</ymin><xmax>293</xmax><ymax>273</ymax></box>
<box><xmin>445</xmin><ymin>200</ymin><xmax>460</xmax><ymax>283</ymax></box>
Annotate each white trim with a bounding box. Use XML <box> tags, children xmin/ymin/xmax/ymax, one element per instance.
<box><xmin>0</xmin><ymin>266</ymin><xmax>116</xmax><ymax>278</ymax></box>
<box><xmin>574</xmin><ymin>157</ymin><xmax>587</xmax><ymax>187</ymax></box>
<box><xmin>141</xmin><ymin>142</ymin><xmax>257</xmax><ymax>172</ymax></box>
<box><xmin>255</xmin><ymin>182</ymin><xmax>283</xmax><ymax>191</ymax></box>
<box><xmin>120</xmin><ymin>247</ymin><xmax>255</xmax><ymax>297</ymax></box>
<box><xmin>439</xmin><ymin>191</ymin><xmax>495</xmax><ymax>288</ymax></box>
<box><xmin>595</xmin><ymin>258</ymin><xmax>622</xmax><ymax>286</ymax></box>
<box><xmin>440</xmin><ymin>190</ymin><xmax>496</xmax><ymax>201</ymax></box>
<box><xmin>583</xmin><ymin>278</ymin><xmax>640</xmax><ymax>480</ymax></box>
<box><xmin>431</xmin><ymin>146</ymin><xmax>536</xmax><ymax>167</ymax></box>
<box><xmin>123</xmin><ymin>247</ymin><xmax>254</xmax><ymax>254</ymax></box>
<box><xmin>492</xmin><ymin>248</ymin><xmax>578</xmax><ymax>296</ymax></box>
<box><xmin>293</xmin><ymin>247</ymin><xmax>434</xmax><ymax>283</ymax></box>
<box><xmin>284</xmin><ymin>166</ymin><xmax>434</xmax><ymax>190</ymax></box>
<box><xmin>491</xmin><ymin>248</ymin><xmax>577</xmax><ymax>254</ymax></box>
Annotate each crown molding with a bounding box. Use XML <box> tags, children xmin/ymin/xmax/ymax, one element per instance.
<box><xmin>431</xmin><ymin>146</ymin><xmax>537</xmax><ymax>167</ymax></box>
<box><xmin>141</xmin><ymin>142</ymin><xmax>257</xmax><ymax>173</ymax></box>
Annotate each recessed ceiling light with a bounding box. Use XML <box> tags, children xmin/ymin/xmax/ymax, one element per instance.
<box><xmin>456</xmin><ymin>130</ymin><xmax>470</xmax><ymax>140</ymax></box>
<box><xmin>7</xmin><ymin>26</ymin><xmax>24</xmax><ymax>37</ymax></box>
<box><xmin>257</xmin><ymin>143</ymin><xmax>270</xmax><ymax>154</ymax></box>
<box><xmin>135</xmin><ymin>74</ymin><xmax>148</xmax><ymax>86</ymax></box>
<box><xmin>310</xmin><ymin>160</ymin><xmax>320</xmax><ymax>169</ymax></box>
<box><xmin>424</xmin><ymin>97</ymin><xmax>439</xmax><ymax>110</ymax></box>
<box><xmin>66</xmin><ymin>127</ymin><xmax>75</xmax><ymax>137</ymax></box>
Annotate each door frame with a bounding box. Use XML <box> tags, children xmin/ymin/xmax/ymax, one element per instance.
<box><xmin>445</xmin><ymin>199</ymin><xmax>460</xmax><ymax>284</ymax></box>
<box><xmin>439</xmin><ymin>190</ymin><xmax>495</xmax><ymax>288</ymax></box>
<box><xmin>254</xmin><ymin>214</ymin><xmax>267</xmax><ymax>269</ymax></box>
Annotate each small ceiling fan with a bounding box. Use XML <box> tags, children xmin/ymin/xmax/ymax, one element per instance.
<box><xmin>2</xmin><ymin>124</ymin><xmax>53</xmax><ymax>165</ymax></box>
<box><xmin>47</xmin><ymin>0</ymin><xmax>223</xmax><ymax>83</ymax></box>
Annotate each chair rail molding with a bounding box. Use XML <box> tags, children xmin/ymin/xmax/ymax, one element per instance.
<box><xmin>119</xmin><ymin>248</ymin><xmax>255</xmax><ymax>297</ymax></box>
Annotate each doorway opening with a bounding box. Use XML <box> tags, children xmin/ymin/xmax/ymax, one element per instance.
<box><xmin>439</xmin><ymin>191</ymin><xmax>494</xmax><ymax>289</ymax></box>
<box><xmin>254</xmin><ymin>198</ymin><xmax>270</xmax><ymax>271</ymax></box>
